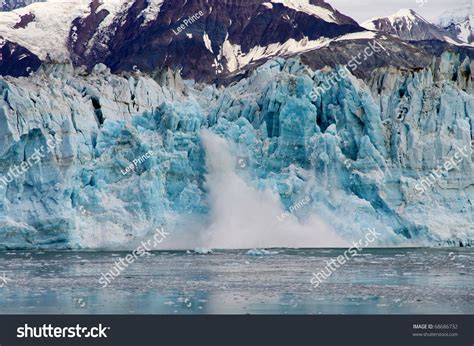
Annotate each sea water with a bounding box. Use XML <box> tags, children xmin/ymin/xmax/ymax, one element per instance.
<box><xmin>0</xmin><ymin>248</ymin><xmax>472</xmax><ymax>314</ymax></box>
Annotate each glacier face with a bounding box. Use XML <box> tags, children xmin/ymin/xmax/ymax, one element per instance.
<box><xmin>0</xmin><ymin>52</ymin><xmax>473</xmax><ymax>250</ymax></box>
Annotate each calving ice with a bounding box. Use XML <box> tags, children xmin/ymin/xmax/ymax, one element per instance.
<box><xmin>172</xmin><ymin>10</ymin><xmax>204</xmax><ymax>35</ymax></box>
<box><xmin>0</xmin><ymin>272</ymin><xmax>12</xmax><ymax>287</ymax></box>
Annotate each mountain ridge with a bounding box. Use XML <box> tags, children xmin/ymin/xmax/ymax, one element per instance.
<box><xmin>361</xmin><ymin>8</ymin><xmax>465</xmax><ymax>44</ymax></box>
<box><xmin>1</xmin><ymin>0</ymin><xmax>472</xmax><ymax>83</ymax></box>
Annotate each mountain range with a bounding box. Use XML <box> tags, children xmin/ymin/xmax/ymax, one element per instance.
<box><xmin>361</xmin><ymin>8</ymin><xmax>464</xmax><ymax>43</ymax></box>
<box><xmin>0</xmin><ymin>0</ymin><xmax>472</xmax><ymax>81</ymax></box>
<box><xmin>436</xmin><ymin>2</ymin><xmax>473</xmax><ymax>45</ymax></box>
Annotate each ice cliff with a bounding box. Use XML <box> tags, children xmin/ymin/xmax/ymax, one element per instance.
<box><xmin>0</xmin><ymin>52</ymin><xmax>473</xmax><ymax>249</ymax></box>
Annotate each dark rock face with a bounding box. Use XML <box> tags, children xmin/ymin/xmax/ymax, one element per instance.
<box><xmin>68</xmin><ymin>0</ymin><xmax>113</xmax><ymax>68</ymax></box>
<box><xmin>411</xmin><ymin>40</ymin><xmax>474</xmax><ymax>60</ymax></box>
<box><xmin>13</xmin><ymin>12</ymin><xmax>35</xmax><ymax>29</ymax></box>
<box><xmin>223</xmin><ymin>33</ymin><xmax>468</xmax><ymax>85</ymax></box>
<box><xmin>68</xmin><ymin>0</ymin><xmax>364</xmax><ymax>82</ymax></box>
<box><xmin>0</xmin><ymin>39</ymin><xmax>41</xmax><ymax>77</ymax></box>
<box><xmin>300</xmin><ymin>36</ymin><xmax>433</xmax><ymax>80</ymax></box>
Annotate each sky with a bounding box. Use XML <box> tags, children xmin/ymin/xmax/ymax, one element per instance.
<box><xmin>327</xmin><ymin>0</ymin><xmax>472</xmax><ymax>22</ymax></box>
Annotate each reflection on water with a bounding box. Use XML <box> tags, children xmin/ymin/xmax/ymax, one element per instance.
<box><xmin>0</xmin><ymin>248</ymin><xmax>472</xmax><ymax>314</ymax></box>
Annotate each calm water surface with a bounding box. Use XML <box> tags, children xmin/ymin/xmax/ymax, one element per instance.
<box><xmin>0</xmin><ymin>248</ymin><xmax>472</xmax><ymax>314</ymax></box>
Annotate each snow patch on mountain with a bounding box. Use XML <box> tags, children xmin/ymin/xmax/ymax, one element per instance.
<box><xmin>334</xmin><ymin>31</ymin><xmax>377</xmax><ymax>41</ymax></box>
<box><xmin>388</xmin><ymin>8</ymin><xmax>423</xmax><ymax>27</ymax></box>
<box><xmin>220</xmin><ymin>31</ymin><xmax>376</xmax><ymax>73</ymax></box>
<box><xmin>0</xmin><ymin>0</ymin><xmax>165</xmax><ymax>61</ymax></box>
<box><xmin>436</xmin><ymin>2</ymin><xmax>473</xmax><ymax>45</ymax></box>
<box><xmin>0</xmin><ymin>0</ymin><xmax>90</xmax><ymax>59</ymax></box>
<box><xmin>140</xmin><ymin>0</ymin><xmax>164</xmax><ymax>26</ymax></box>
<box><xmin>220</xmin><ymin>36</ymin><xmax>329</xmax><ymax>72</ymax></box>
<box><xmin>203</xmin><ymin>32</ymin><xmax>213</xmax><ymax>53</ymax></box>
<box><xmin>436</xmin><ymin>1</ymin><xmax>472</xmax><ymax>27</ymax></box>
<box><xmin>362</xmin><ymin>8</ymin><xmax>428</xmax><ymax>32</ymax></box>
<box><xmin>361</xmin><ymin>8</ymin><xmax>463</xmax><ymax>44</ymax></box>
<box><xmin>82</xmin><ymin>0</ymin><xmax>135</xmax><ymax>55</ymax></box>
<box><xmin>96</xmin><ymin>0</ymin><xmax>129</xmax><ymax>30</ymax></box>
<box><xmin>266</xmin><ymin>0</ymin><xmax>338</xmax><ymax>23</ymax></box>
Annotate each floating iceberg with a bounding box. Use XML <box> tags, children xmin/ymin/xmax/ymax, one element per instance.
<box><xmin>193</xmin><ymin>248</ymin><xmax>214</xmax><ymax>255</ymax></box>
<box><xmin>246</xmin><ymin>249</ymin><xmax>279</xmax><ymax>256</ymax></box>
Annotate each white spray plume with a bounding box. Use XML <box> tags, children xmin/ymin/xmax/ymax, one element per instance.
<box><xmin>199</xmin><ymin>129</ymin><xmax>346</xmax><ymax>249</ymax></box>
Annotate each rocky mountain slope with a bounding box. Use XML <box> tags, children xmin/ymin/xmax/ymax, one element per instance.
<box><xmin>0</xmin><ymin>0</ymin><xmax>366</xmax><ymax>81</ymax></box>
<box><xmin>436</xmin><ymin>3</ymin><xmax>473</xmax><ymax>45</ymax></box>
<box><xmin>361</xmin><ymin>8</ymin><xmax>463</xmax><ymax>44</ymax></box>
<box><xmin>0</xmin><ymin>0</ymin><xmax>472</xmax><ymax>83</ymax></box>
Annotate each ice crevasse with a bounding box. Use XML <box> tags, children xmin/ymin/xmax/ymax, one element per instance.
<box><xmin>0</xmin><ymin>52</ymin><xmax>472</xmax><ymax>249</ymax></box>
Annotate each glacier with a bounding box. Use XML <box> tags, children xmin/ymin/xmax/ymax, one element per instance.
<box><xmin>0</xmin><ymin>52</ymin><xmax>473</xmax><ymax>250</ymax></box>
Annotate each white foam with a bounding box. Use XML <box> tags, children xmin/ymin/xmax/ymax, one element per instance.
<box><xmin>198</xmin><ymin>130</ymin><xmax>346</xmax><ymax>249</ymax></box>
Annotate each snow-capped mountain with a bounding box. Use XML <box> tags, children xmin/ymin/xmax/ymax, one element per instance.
<box><xmin>0</xmin><ymin>0</ymin><xmax>367</xmax><ymax>80</ymax></box>
<box><xmin>436</xmin><ymin>3</ymin><xmax>473</xmax><ymax>45</ymax></box>
<box><xmin>0</xmin><ymin>0</ymin><xmax>472</xmax><ymax>81</ymax></box>
<box><xmin>361</xmin><ymin>8</ymin><xmax>462</xmax><ymax>43</ymax></box>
